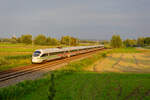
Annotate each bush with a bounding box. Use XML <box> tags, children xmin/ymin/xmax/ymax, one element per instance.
<box><xmin>20</xmin><ymin>34</ymin><xmax>32</xmax><ymax>44</ymax></box>
<box><xmin>34</xmin><ymin>34</ymin><xmax>47</xmax><ymax>45</ymax></box>
<box><xmin>101</xmin><ymin>52</ymin><xmax>107</xmax><ymax>57</ymax></box>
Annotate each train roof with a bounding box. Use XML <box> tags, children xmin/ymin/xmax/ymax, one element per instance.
<box><xmin>34</xmin><ymin>45</ymin><xmax>104</xmax><ymax>54</ymax></box>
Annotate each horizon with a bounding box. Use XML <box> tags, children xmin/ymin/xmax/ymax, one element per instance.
<box><xmin>0</xmin><ymin>33</ymin><xmax>149</xmax><ymax>41</ymax></box>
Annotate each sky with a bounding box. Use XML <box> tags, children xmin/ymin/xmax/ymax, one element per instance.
<box><xmin>0</xmin><ymin>0</ymin><xmax>150</xmax><ymax>40</ymax></box>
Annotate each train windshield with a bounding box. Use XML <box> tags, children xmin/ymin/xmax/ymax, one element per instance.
<box><xmin>33</xmin><ymin>51</ymin><xmax>41</xmax><ymax>57</ymax></box>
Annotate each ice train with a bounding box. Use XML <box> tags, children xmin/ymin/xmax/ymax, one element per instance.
<box><xmin>32</xmin><ymin>45</ymin><xmax>104</xmax><ymax>63</ymax></box>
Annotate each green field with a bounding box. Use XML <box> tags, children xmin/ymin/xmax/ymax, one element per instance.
<box><xmin>2</xmin><ymin>72</ymin><xmax>150</xmax><ymax>100</ymax></box>
<box><xmin>0</xmin><ymin>42</ymin><xmax>97</xmax><ymax>71</ymax></box>
<box><xmin>0</xmin><ymin>48</ymin><xmax>150</xmax><ymax>100</ymax></box>
<box><xmin>0</xmin><ymin>42</ymin><xmax>100</xmax><ymax>71</ymax></box>
<box><xmin>0</xmin><ymin>42</ymin><xmax>58</xmax><ymax>56</ymax></box>
<box><xmin>21</xmin><ymin>72</ymin><xmax>150</xmax><ymax>100</ymax></box>
<box><xmin>0</xmin><ymin>42</ymin><xmax>61</xmax><ymax>71</ymax></box>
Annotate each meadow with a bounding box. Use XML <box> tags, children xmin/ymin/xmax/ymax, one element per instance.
<box><xmin>0</xmin><ymin>42</ymin><xmax>59</xmax><ymax>71</ymax></box>
<box><xmin>21</xmin><ymin>72</ymin><xmax>150</xmax><ymax>100</ymax></box>
<box><xmin>0</xmin><ymin>48</ymin><xmax>150</xmax><ymax>100</ymax></box>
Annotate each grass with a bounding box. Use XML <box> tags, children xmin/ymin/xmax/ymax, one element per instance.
<box><xmin>144</xmin><ymin>46</ymin><xmax>150</xmax><ymax>49</ymax></box>
<box><xmin>0</xmin><ymin>48</ymin><xmax>33</xmax><ymax>52</ymax></box>
<box><xmin>0</xmin><ymin>42</ymin><xmax>58</xmax><ymax>55</ymax></box>
<box><xmin>0</xmin><ymin>55</ymin><xmax>32</xmax><ymax>71</ymax></box>
<box><xmin>0</xmin><ymin>51</ymin><xmax>107</xmax><ymax>100</ymax></box>
<box><xmin>0</xmin><ymin>76</ymin><xmax>51</xmax><ymax>100</ymax></box>
<box><xmin>94</xmin><ymin>48</ymin><xmax>150</xmax><ymax>73</ymax></box>
<box><xmin>3</xmin><ymin>72</ymin><xmax>150</xmax><ymax>100</ymax></box>
<box><xmin>4</xmin><ymin>55</ymin><xmax>32</xmax><ymax>60</ymax></box>
<box><xmin>0</xmin><ymin>42</ymin><xmax>28</xmax><ymax>47</ymax></box>
<box><xmin>0</xmin><ymin>42</ymin><xmax>140</xmax><ymax>71</ymax></box>
<box><xmin>0</xmin><ymin>42</ymin><xmax>59</xmax><ymax>71</ymax></box>
<box><xmin>109</xmin><ymin>47</ymin><xmax>141</xmax><ymax>53</ymax></box>
<box><xmin>53</xmin><ymin>72</ymin><xmax>150</xmax><ymax>100</ymax></box>
<box><xmin>0</xmin><ymin>42</ymin><xmax>91</xmax><ymax>71</ymax></box>
<box><xmin>2</xmin><ymin>71</ymin><xmax>150</xmax><ymax>100</ymax></box>
<box><xmin>0</xmin><ymin>46</ymin><xmax>150</xmax><ymax>100</ymax></box>
<box><xmin>0</xmin><ymin>42</ymin><xmax>105</xmax><ymax>71</ymax></box>
<box><xmin>0</xmin><ymin>49</ymin><xmax>150</xmax><ymax>100</ymax></box>
<box><xmin>60</xmin><ymin>51</ymin><xmax>106</xmax><ymax>71</ymax></box>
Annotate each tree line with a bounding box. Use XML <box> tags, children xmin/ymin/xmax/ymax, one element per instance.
<box><xmin>111</xmin><ymin>35</ymin><xmax>150</xmax><ymax>48</ymax></box>
<box><xmin>1</xmin><ymin>34</ymin><xmax>149</xmax><ymax>47</ymax></box>
<box><xmin>0</xmin><ymin>34</ymin><xmax>79</xmax><ymax>46</ymax></box>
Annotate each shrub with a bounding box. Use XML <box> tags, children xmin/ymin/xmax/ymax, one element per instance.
<box><xmin>34</xmin><ymin>34</ymin><xmax>47</xmax><ymax>45</ymax></box>
<box><xmin>20</xmin><ymin>34</ymin><xmax>32</xmax><ymax>44</ymax></box>
<box><xmin>101</xmin><ymin>52</ymin><xmax>107</xmax><ymax>57</ymax></box>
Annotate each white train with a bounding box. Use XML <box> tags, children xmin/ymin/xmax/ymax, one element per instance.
<box><xmin>32</xmin><ymin>45</ymin><xmax>104</xmax><ymax>63</ymax></box>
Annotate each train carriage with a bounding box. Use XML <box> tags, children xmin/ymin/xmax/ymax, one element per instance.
<box><xmin>32</xmin><ymin>45</ymin><xmax>104</xmax><ymax>63</ymax></box>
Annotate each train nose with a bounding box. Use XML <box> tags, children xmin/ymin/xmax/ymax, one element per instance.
<box><xmin>32</xmin><ymin>57</ymin><xmax>43</xmax><ymax>63</ymax></box>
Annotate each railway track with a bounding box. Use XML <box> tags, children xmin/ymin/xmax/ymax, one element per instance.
<box><xmin>0</xmin><ymin>48</ymin><xmax>104</xmax><ymax>83</ymax></box>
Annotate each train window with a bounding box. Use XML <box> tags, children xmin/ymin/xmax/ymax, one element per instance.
<box><xmin>41</xmin><ymin>53</ymin><xmax>48</xmax><ymax>57</ymax></box>
<box><xmin>50</xmin><ymin>51</ymin><xmax>64</xmax><ymax>55</ymax></box>
<box><xmin>50</xmin><ymin>52</ymin><xmax>57</xmax><ymax>55</ymax></box>
<box><xmin>33</xmin><ymin>51</ymin><xmax>41</xmax><ymax>57</ymax></box>
<box><xmin>71</xmin><ymin>49</ymin><xmax>77</xmax><ymax>52</ymax></box>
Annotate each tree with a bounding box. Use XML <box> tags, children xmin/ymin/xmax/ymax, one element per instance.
<box><xmin>111</xmin><ymin>35</ymin><xmax>123</xmax><ymax>48</ymax></box>
<box><xmin>20</xmin><ymin>34</ymin><xmax>32</xmax><ymax>44</ymax></box>
<box><xmin>124</xmin><ymin>39</ymin><xmax>137</xmax><ymax>47</ymax></box>
<box><xmin>34</xmin><ymin>34</ymin><xmax>47</xmax><ymax>45</ymax></box>
<box><xmin>137</xmin><ymin>37</ymin><xmax>145</xmax><ymax>47</ymax></box>
<box><xmin>1</xmin><ymin>38</ymin><xmax>12</xmax><ymax>42</ymax></box>
<box><xmin>144</xmin><ymin>37</ymin><xmax>150</xmax><ymax>45</ymax></box>
<box><xmin>9</xmin><ymin>36</ymin><xmax>18</xmax><ymax>44</ymax></box>
<box><xmin>46</xmin><ymin>37</ymin><xmax>59</xmax><ymax>45</ymax></box>
<box><xmin>61</xmin><ymin>36</ymin><xmax>78</xmax><ymax>46</ymax></box>
<box><xmin>10</xmin><ymin>39</ymin><xmax>17</xmax><ymax>44</ymax></box>
<box><xmin>51</xmin><ymin>38</ymin><xmax>59</xmax><ymax>45</ymax></box>
<box><xmin>61</xmin><ymin>36</ymin><xmax>70</xmax><ymax>45</ymax></box>
<box><xmin>46</xmin><ymin>37</ymin><xmax>52</xmax><ymax>45</ymax></box>
<box><xmin>70</xmin><ymin>37</ymin><xmax>78</xmax><ymax>46</ymax></box>
<box><xmin>16</xmin><ymin>37</ymin><xmax>22</xmax><ymax>43</ymax></box>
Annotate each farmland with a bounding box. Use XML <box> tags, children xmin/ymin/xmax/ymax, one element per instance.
<box><xmin>0</xmin><ymin>42</ymin><xmax>59</xmax><ymax>71</ymax></box>
<box><xmin>21</xmin><ymin>73</ymin><xmax>150</xmax><ymax>100</ymax></box>
<box><xmin>93</xmin><ymin>52</ymin><xmax>150</xmax><ymax>73</ymax></box>
<box><xmin>0</xmin><ymin>48</ymin><xmax>150</xmax><ymax>100</ymax></box>
<box><xmin>0</xmin><ymin>42</ymin><xmax>99</xmax><ymax>71</ymax></box>
<box><xmin>0</xmin><ymin>42</ymin><xmax>58</xmax><ymax>56</ymax></box>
